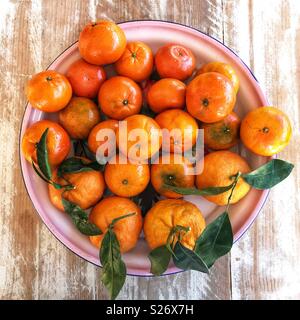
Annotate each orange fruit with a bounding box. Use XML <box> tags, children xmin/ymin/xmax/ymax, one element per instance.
<box><xmin>197</xmin><ymin>62</ymin><xmax>240</xmax><ymax>93</ymax></box>
<box><xmin>196</xmin><ymin>151</ymin><xmax>251</xmax><ymax>206</ymax></box>
<box><xmin>88</xmin><ymin>119</ymin><xmax>119</xmax><ymax>156</ymax></box>
<box><xmin>155</xmin><ymin>44</ymin><xmax>196</xmax><ymax>81</ymax></box>
<box><xmin>115</xmin><ymin>41</ymin><xmax>154</xmax><ymax>82</ymax></box>
<box><xmin>104</xmin><ymin>154</ymin><xmax>150</xmax><ymax>197</ymax></box>
<box><xmin>240</xmin><ymin>106</ymin><xmax>292</xmax><ymax>156</ymax></box>
<box><xmin>58</xmin><ymin>97</ymin><xmax>101</xmax><ymax>140</ymax></box>
<box><xmin>144</xmin><ymin>199</ymin><xmax>206</xmax><ymax>250</ymax></box>
<box><xmin>66</xmin><ymin>58</ymin><xmax>106</xmax><ymax>99</ymax></box>
<box><xmin>202</xmin><ymin>112</ymin><xmax>241</xmax><ymax>150</ymax></box>
<box><xmin>98</xmin><ymin>76</ymin><xmax>142</xmax><ymax>120</ymax></box>
<box><xmin>151</xmin><ymin>154</ymin><xmax>195</xmax><ymax>199</ymax></box>
<box><xmin>49</xmin><ymin>162</ymin><xmax>105</xmax><ymax>210</ymax></box>
<box><xmin>89</xmin><ymin>196</ymin><xmax>142</xmax><ymax>253</ymax></box>
<box><xmin>21</xmin><ymin>120</ymin><xmax>71</xmax><ymax>167</ymax></box>
<box><xmin>155</xmin><ymin>109</ymin><xmax>198</xmax><ymax>153</ymax></box>
<box><xmin>79</xmin><ymin>20</ymin><xmax>126</xmax><ymax>65</ymax></box>
<box><xmin>146</xmin><ymin>78</ymin><xmax>186</xmax><ymax>113</ymax></box>
<box><xmin>26</xmin><ymin>70</ymin><xmax>72</xmax><ymax>112</ymax></box>
<box><xmin>117</xmin><ymin>114</ymin><xmax>162</xmax><ymax>161</ymax></box>
<box><xmin>186</xmin><ymin>72</ymin><xmax>236</xmax><ymax>123</ymax></box>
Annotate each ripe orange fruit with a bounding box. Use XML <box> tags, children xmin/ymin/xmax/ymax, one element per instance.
<box><xmin>147</xmin><ymin>78</ymin><xmax>186</xmax><ymax>113</ymax></box>
<box><xmin>240</xmin><ymin>106</ymin><xmax>292</xmax><ymax>156</ymax></box>
<box><xmin>49</xmin><ymin>162</ymin><xmax>105</xmax><ymax>210</ymax></box>
<box><xmin>104</xmin><ymin>154</ymin><xmax>150</xmax><ymax>197</ymax></box>
<box><xmin>21</xmin><ymin>120</ymin><xmax>71</xmax><ymax>167</ymax></box>
<box><xmin>186</xmin><ymin>72</ymin><xmax>236</xmax><ymax>123</ymax></box>
<box><xmin>58</xmin><ymin>97</ymin><xmax>101</xmax><ymax>140</ymax></box>
<box><xmin>115</xmin><ymin>41</ymin><xmax>154</xmax><ymax>82</ymax></box>
<box><xmin>144</xmin><ymin>199</ymin><xmax>206</xmax><ymax>250</ymax></box>
<box><xmin>66</xmin><ymin>58</ymin><xmax>106</xmax><ymax>98</ymax></box>
<box><xmin>26</xmin><ymin>70</ymin><xmax>72</xmax><ymax>112</ymax></box>
<box><xmin>79</xmin><ymin>20</ymin><xmax>126</xmax><ymax>65</ymax></box>
<box><xmin>89</xmin><ymin>196</ymin><xmax>142</xmax><ymax>253</ymax></box>
<box><xmin>196</xmin><ymin>151</ymin><xmax>251</xmax><ymax>206</ymax></box>
<box><xmin>117</xmin><ymin>114</ymin><xmax>162</xmax><ymax>161</ymax></box>
<box><xmin>98</xmin><ymin>76</ymin><xmax>142</xmax><ymax>120</ymax></box>
<box><xmin>197</xmin><ymin>62</ymin><xmax>240</xmax><ymax>93</ymax></box>
<box><xmin>155</xmin><ymin>109</ymin><xmax>198</xmax><ymax>153</ymax></box>
<box><xmin>202</xmin><ymin>112</ymin><xmax>241</xmax><ymax>150</ymax></box>
<box><xmin>151</xmin><ymin>154</ymin><xmax>195</xmax><ymax>199</ymax></box>
<box><xmin>88</xmin><ymin>119</ymin><xmax>119</xmax><ymax>156</ymax></box>
<box><xmin>155</xmin><ymin>44</ymin><xmax>196</xmax><ymax>81</ymax></box>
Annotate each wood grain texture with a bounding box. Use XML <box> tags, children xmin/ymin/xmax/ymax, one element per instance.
<box><xmin>0</xmin><ymin>0</ymin><xmax>298</xmax><ymax>300</ymax></box>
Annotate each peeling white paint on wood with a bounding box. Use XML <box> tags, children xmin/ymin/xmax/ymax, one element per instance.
<box><xmin>0</xmin><ymin>0</ymin><xmax>299</xmax><ymax>300</ymax></box>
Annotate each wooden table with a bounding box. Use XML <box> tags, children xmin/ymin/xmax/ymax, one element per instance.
<box><xmin>0</xmin><ymin>0</ymin><xmax>299</xmax><ymax>300</ymax></box>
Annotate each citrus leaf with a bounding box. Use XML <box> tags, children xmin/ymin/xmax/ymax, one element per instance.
<box><xmin>194</xmin><ymin>212</ymin><xmax>233</xmax><ymax>268</ymax></box>
<box><xmin>57</xmin><ymin>157</ymin><xmax>104</xmax><ymax>177</ymax></box>
<box><xmin>32</xmin><ymin>161</ymin><xmax>51</xmax><ymax>184</ymax></box>
<box><xmin>242</xmin><ymin>159</ymin><xmax>294</xmax><ymax>189</ymax></box>
<box><xmin>164</xmin><ymin>182</ymin><xmax>235</xmax><ymax>196</ymax></box>
<box><xmin>36</xmin><ymin>128</ymin><xmax>52</xmax><ymax>180</ymax></box>
<box><xmin>100</xmin><ymin>228</ymin><xmax>126</xmax><ymax>300</ymax></box>
<box><xmin>132</xmin><ymin>183</ymin><xmax>160</xmax><ymax>216</ymax></box>
<box><xmin>62</xmin><ymin>198</ymin><xmax>102</xmax><ymax>236</ymax></box>
<box><xmin>148</xmin><ymin>245</ymin><xmax>171</xmax><ymax>276</ymax></box>
<box><xmin>173</xmin><ymin>242</ymin><xmax>209</xmax><ymax>273</ymax></box>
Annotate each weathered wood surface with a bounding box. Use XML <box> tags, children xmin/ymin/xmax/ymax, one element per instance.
<box><xmin>0</xmin><ymin>0</ymin><xmax>299</xmax><ymax>299</ymax></box>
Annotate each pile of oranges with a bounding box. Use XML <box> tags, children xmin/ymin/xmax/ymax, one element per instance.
<box><xmin>21</xmin><ymin>20</ymin><xmax>292</xmax><ymax>257</ymax></box>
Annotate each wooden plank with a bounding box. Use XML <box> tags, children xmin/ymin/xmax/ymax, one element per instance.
<box><xmin>224</xmin><ymin>0</ymin><xmax>300</xmax><ymax>299</ymax></box>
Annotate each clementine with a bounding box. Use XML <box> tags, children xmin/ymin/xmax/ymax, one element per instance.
<box><xmin>202</xmin><ymin>112</ymin><xmax>241</xmax><ymax>150</ymax></box>
<box><xmin>98</xmin><ymin>76</ymin><xmax>142</xmax><ymax>120</ymax></box>
<box><xmin>151</xmin><ymin>154</ymin><xmax>195</xmax><ymax>199</ymax></box>
<box><xmin>115</xmin><ymin>41</ymin><xmax>153</xmax><ymax>82</ymax></box>
<box><xmin>196</xmin><ymin>151</ymin><xmax>251</xmax><ymax>206</ymax></box>
<box><xmin>21</xmin><ymin>120</ymin><xmax>71</xmax><ymax>167</ymax></box>
<box><xmin>58</xmin><ymin>97</ymin><xmax>101</xmax><ymax>140</ymax></box>
<box><xmin>26</xmin><ymin>70</ymin><xmax>72</xmax><ymax>112</ymax></box>
<box><xmin>89</xmin><ymin>196</ymin><xmax>142</xmax><ymax>253</ymax></box>
<box><xmin>147</xmin><ymin>78</ymin><xmax>186</xmax><ymax>113</ymax></box>
<box><xmin>144</xmin><ymin>199</ymin><xmax>206</xmax><ymax>250</ymax></box>
<box><xmin>186</xmin><ymin>72</ymin><xmax>236</xmax><ymax>123</ymax></box>
<box><xmin>104</xmin><ymin>154</ymin><xmax>150</xmax><ymax>197</ymax></box>
<box><xmin>79</xmin><ymin>20</ymin><xmax>126</xmax><ymax>65</ymax></box>
<box><xmin>240</xmin><ymin>106</ymin><xmax>292</xmax><ymax>156</ymax></box>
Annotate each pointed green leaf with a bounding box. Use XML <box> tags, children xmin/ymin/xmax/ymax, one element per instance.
<box><xmin>164</xmin><ymin>183</ymin><xmax>235</xmax><ymax>196</ymax></box>
<box><xmin>36</xmin><ymin>128</ymin><xmax>52</xmax><ymax>180</ymax></box>
<box><xmin>242</xmin><ymin>159</ymin><xmax>294</xmax><ymax>189</ymax></box>
<box><xmin>195</xmin><ymin>212</ymin><xmax>233</xmax><ymax>268</ymax></box>
<box><xmin>148</xmin><ymin>245</ymin><xmax>172</xmax><ymax>276</ymax></box>
<box><xmin>100</xmin><ymin>228</ymin><xmax>127</xmax><ymax>300</ymax></box>
<box><xmin>173</xmin><ymin>242</ymin><xmax>209</xmax><ymax>273</ymax></box>
<box><xmin>57</xmin><ymin>157</ymin><xmax>104</xmax><ymax>177</ymax></box>
<box><xmin>62</xmin><ymin>198</ymin><xmax>102</xmax><ymax>236</ymax></box>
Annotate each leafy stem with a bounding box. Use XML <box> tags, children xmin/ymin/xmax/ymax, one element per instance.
<box><xmin>225</xmin><ymin>171</ymin><xmax>241</xmax><ymax>212</ymax></box>
<box><xmin>100</xmin><ymin>212</ymin><xmax>136</xmax><ymax>300</ymax></box>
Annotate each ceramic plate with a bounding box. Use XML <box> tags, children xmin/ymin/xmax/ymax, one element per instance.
<box><xmin>20</xmin><ymin>20</ymin><xmax>269</xmax><ymax>276</ymax></box>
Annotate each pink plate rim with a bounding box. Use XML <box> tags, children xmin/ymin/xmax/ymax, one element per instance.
<box><xmin>19</xmin><ymin>20</ymin><xmax>270</xmax><ymax>277</ymax></box>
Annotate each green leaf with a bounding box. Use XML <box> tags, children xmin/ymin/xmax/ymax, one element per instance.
<box><xmin>110</xmin><ymin>212</ymin><xmax>136</xmax><ymax>228</ymax></box>
<box><xmin>242</xmin><ymin>159</ymin><xmax>294</xmax><ymax>189</ymax></box>
<box><xmin>194</xmin><ymin>212</ymin><xmax>233</xmax><ymax>268</ymax></box>
<box><xmin>100</xmin><ymin>228</ymin><xmax>127</xmax><ymax>300</ymax></box>
<box><xmin>57</xmin><ymin>157</ymin><xmax>104</xmax><ymax>177</ymax></box>
<box><xmin>164</xmin><ymin>182</ymin><xmax>235</xmax><ymax>196</ymax></box>
<box><xmin>148</xmin><ymin>245</ymin><xmax>172</xmax><ymax>276</ymax></box>
<box><xmin>62</xmin><ymin>198</ymin><xmax>102</xmax><ymax>236</ymax></box>
<box><xmin>36</xmin><ymin>128</ymin><xmax>52</xmax><ymax>180</ymax></box>
<box><xmin>32</xmin><ymin>161</ymin><xmax>52</xmax><ymax>184</ymax></box>
<box><xmin>173</xmin><ymin>242</ymin><xmax>209</xmax><ymax>273</ymax></box>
